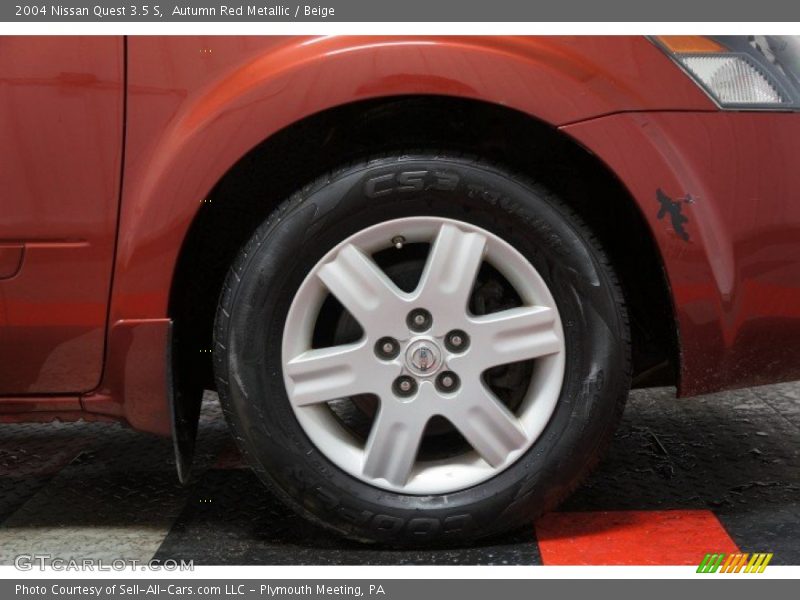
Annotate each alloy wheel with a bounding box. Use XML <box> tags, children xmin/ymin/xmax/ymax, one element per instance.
<box><xmin>282</xmin><ymin>216</ymin><xmax>565</xmax><ymax>494</ymax></box>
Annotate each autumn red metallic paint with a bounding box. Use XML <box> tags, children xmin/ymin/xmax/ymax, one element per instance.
<box><xmin>0</xmin><ymin>37</ymin><xmax>123</xmax><ymax>394</ymax></box>
<box><xmin>0</xmin><ymin>36</ymin><xmax>798</xmax><ymax>435</ymax></box>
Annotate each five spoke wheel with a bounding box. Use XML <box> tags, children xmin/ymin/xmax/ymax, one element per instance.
<box><xmin>282</xmin><ymin>217</ymin><xmax>565</xmax><ymax>494</ymax></box>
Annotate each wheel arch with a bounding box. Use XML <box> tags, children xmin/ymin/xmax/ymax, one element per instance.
<box><xmin>113</xmin><ymin>35</ymin><xmax>708</xmax><ymax>324</ymax></box>
<box><xmin>168</xmin><ymin>95</ymin><xmax>680</xmax><ymax>402</ymax></box>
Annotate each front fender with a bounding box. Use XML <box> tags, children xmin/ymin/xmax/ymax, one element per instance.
<box><xmin>111</xmin><ymin>35</ymin><xmax>712</xmax><ymax>323</ymax></box>
<box><xmin>562</xmin><ymin>111</ymin><xmax>800</xmax><ymax>396</ymax></box>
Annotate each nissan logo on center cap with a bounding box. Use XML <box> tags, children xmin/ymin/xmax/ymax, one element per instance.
<box><xmin>405</xmin><ymin>339</ymin><xmax>442</xmax><ymax>376</ymax></box>
<box><xmin>413</xmin><ymin>347</ymin><xmax>433</xmax><ymax>371</ymax></box>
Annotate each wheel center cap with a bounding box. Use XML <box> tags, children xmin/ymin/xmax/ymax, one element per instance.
<box><xmin>405</xmin><ymin>339</ymin><xmax>442</xmax><ymax>377</ymax></box>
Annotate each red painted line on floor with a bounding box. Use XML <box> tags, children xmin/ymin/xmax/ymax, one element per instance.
<box><xmin>535</xmin><ymin>509</ymin><xmax>740</xmax><ymax>565</ymax></box>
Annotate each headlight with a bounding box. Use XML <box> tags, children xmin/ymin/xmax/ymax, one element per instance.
<box><xmin>653</xmin><ymin>35</ymin><xmax>800</xmax><ymax>110</ymax></box>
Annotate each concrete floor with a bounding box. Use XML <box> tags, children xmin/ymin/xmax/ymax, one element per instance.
<box><xmin>0</xmin><ymin>382</ymin><xmax>798</xmax><ymax>565</ymax></box>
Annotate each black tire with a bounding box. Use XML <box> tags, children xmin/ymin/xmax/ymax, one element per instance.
<box><xmin>213</xmin><ymin>153</ymin><xmax>630</xmax><ymax>545</ymax></box>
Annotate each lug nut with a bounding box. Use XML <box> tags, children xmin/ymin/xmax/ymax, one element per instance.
<box><xmin>375</xmin><ymin>337</ymin><xmax>400</xmax><ymax>360</ymax></box>
<box><xmin>393</xmin><ymin>375</ymin><xmax>418</xmax><ymax>398</ymax></box>
<box><xmin>407</xmin><ymin>308</ymin><xmax>432</xmax><ymax>332</ymax></box>
<box><xmin>436</xmin><ymin>371</ymin><xmax>460</xmax><ymax>393</ymax></box>
<box><xmin>445</xmin><ymin>329</ymin><xmax>470</xmax><ymax>353</ymax></box>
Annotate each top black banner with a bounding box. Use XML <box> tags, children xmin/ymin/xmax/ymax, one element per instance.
<box><xmin>3</xmin><ymin>0</ymin><xmax>800</xmax><ymax>22</ymax></box>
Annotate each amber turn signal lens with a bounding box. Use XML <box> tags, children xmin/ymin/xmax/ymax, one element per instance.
<box><xmin>656</xmin><ymin>36</ymin><xmax>726</xmax><ymax>54</ymax></box>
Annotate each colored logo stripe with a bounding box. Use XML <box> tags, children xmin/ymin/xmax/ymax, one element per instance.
<box><xmin>697</xmin><ymin>553</ymin><xmax>724</xmax><ymax>573</ymax></box>
<box><xmin>698</xmin><ymin>553</ymin><xmax>773</xmax><ymax>573</ymax></box>
<box><xmin>746</xmin><ymin>553</ymin><xmax>773</xmax><ymax>573</ymax></box>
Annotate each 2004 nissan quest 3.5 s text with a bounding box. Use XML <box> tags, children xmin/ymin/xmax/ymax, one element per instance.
<box><xmin>1</xmin><ymin>35</ymin><xmax>799</xmax><ymax>545</ymax></box>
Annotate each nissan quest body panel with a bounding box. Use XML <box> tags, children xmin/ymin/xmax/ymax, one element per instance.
<box><xmin>0</xmin><ymin>36</ymin><xmax>124</xmax><ymax>395</ymax></box>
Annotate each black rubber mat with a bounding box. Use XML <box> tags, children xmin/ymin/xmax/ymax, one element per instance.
<box><xmin>1</xmin><ymin>383</ymin><xmax>798</xmax><ymax>565</ymax></box>
<box><xmin>153</xmin><ymin>469</ymin><xmax>543</xmax><ymax>565</ymax></box>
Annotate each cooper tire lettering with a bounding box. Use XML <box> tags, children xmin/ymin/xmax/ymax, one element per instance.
<box><xmin>371</xmin><ymin>514</ymin><xmax>404</xmax><ymax>533</ymax></box>
<box><xmin>396</xmin><ymin>170</ymin><xmax>427</xmax><ymax>192</ymax></box>
<box><xmin>364</xmin><ymin>173</ymin><xmax>394</xmax><ymax>198</ymax></box>
<box><xmin>365</xmin><ymin>169</ymin><xmax>460</xmax><ymax>198</ymax></box>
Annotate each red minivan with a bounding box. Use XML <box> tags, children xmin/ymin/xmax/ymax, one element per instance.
<box><xmin>1</xmin><ymin>35</ymin><xmax>799</xmax><ymax>544</ymax></box>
